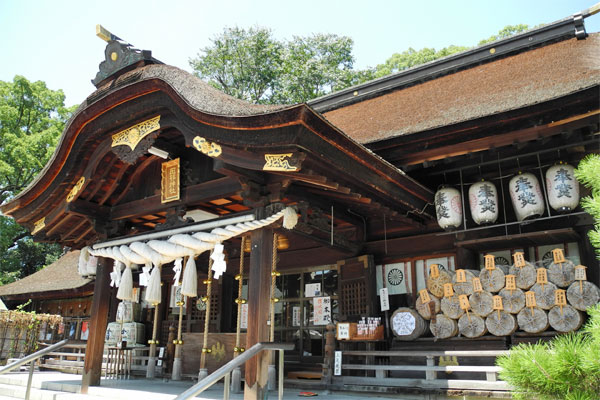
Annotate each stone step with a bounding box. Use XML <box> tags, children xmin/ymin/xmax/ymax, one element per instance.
<box><xmin>0</xmin><ymin>382</ymin><xmax>85</xmax><ymax>400</ymax></box>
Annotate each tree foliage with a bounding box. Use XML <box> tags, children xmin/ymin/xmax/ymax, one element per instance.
<box><xmin>575</xmin><ymin>154</ymin><xmax>600</xmax><ymax>259</ymax></box>
<box><xmin>372</xmin><ymin>45</ymin><xmax>469</xmax><ymax>78</ymax></box>
<box><xmin>0</xmin><ymin>76</ymin><xmax>72</xmax><ymax>284</ymax></box>
<box><xmin>497</xmin><ymin>305</ymin><xmax>600</xmax><ymax>400</ymax></box>
<box><xmin>478</xmin><ymin>24</ymin><xmax>531</xmax><ymax>45</ymax></box>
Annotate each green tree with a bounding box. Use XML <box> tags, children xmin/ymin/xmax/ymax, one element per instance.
<box><xmin>497</xmin><ymin>305</ymin><xmax>600</xmax><ymax>399</ymax></box>
<box><xmin>478</xmin><ymin>24</ymin><xmax>531</xmax><ymax>45</ymax></box>
<box><xmin>0</xmin><ymin>76</ymin><xmax>72</xmax><ymax>284</ymax></box>
<box><xmin>190</xmin><ymin>26</ymin><xmax>283</xmax><ymax>104</ymax></box>
<box><xmin>373</xmin><ymin>45</ymin><xmax>469</xmax><ymax>78</ymax></box>
<box><xmin>575</xmin><ymin>154</ymin><xmax>600</xmax><ymax>258</ymax></box>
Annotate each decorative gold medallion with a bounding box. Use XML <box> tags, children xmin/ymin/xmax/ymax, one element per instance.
<box><xmin>210</xmin><ymin>342</ymin><xmax>226</xmax><ymax>362</ymax></box>
<box><xmin>32</xmin><ymin>217</ymin><xmax>46</xmax><ymax>235</ymax></box>
<box><xmin>192</xmin><ymin>136</ymin><xmax>222</xmax><ymax>158</ymax></box>
<box><xmin>263</xmin><ymin>153</ymin><xmax>298</xmax><ymax>171</ymax></box>
<box><xmin>111</xmin><ymin>115</ymin><xmax>161</xmax><ymax>151</ymax></box>
<box><xmin>66</xmin><ymin>176</ymin><xmax>86</xmax><ymax>203</ymax></box>
<box><xmin>161</xmin><ymin>158</ymin><xmax>180</xmax><ymax>203</ymax></box>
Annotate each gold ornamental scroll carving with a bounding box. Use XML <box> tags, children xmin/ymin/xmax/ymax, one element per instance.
<box><xmin>192</xmin><ymin>136</ymin><xmax>222</xmax><ymax>158</ymax></box>
<box><xmin>66</xmin><ymin>177</ymin><xmax>86</xmax><ymax>203</ymax></box>
<box><xmin>161</xmin><ymin>158</ymin><xmax>180</xmax><ymax>204</ymax></box>
<box><xmin>111</xmin><ymin>116</ymin><xmax>161</xmax><ymax>151</ymax></box>
<box><xmin>263</xmin><ymin>153</ymin><xmax>299</xmax><ymax>172</ymax></box>
<box><xmin>32</xmin><ymin>217</ymin><xmax>46</xmax><ymax>235</ymax></box>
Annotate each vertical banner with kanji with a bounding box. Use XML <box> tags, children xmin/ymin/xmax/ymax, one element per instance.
<box><xmin>313</xmin><ymin>296</ymin><xmax>332</xmax><ymax>325</ymax></box>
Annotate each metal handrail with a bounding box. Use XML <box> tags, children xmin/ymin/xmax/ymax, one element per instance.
<box><xmin>174</xmin><ymin>342</ymin><xmax>294</xmax><ymax>400</ymax></box>
<box><xmin>0</xmin><ymin>339</ymin><xmax>69</xmax><ymax>400</ymax></box>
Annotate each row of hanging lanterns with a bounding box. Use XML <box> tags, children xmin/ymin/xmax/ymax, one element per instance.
<box><xmin>435</xmin><ymin>162</ymin><xmax>579</xmax><ymax>230</ymax></box>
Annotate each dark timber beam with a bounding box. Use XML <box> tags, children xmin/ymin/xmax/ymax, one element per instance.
<box><xmin>81</xmin><ymin>257</ymin><xmax>111</xmax><ymax>392</ymax></box>
<box><xmin>244</xmin><ymin>227</ymin><xmax>273</xmax><ymax>399</ymax></box>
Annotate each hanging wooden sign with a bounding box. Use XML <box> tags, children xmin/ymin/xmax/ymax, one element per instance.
<box><xmin>459</xmin><ymin>294</ymin><xmax>470</xmax><ymax>310</ymax></box>
<box><xmin>574</xmin><ymin>265</ymin><xmax>587</xmax><ymax>281</ymax></box>
<box><xmin>505</xmin><ymin>275</ymin><xmax>517</xmax><ymax>291</ymax></box>
<box><xmin>456</xmin><ymin>269</ymin><xmax>467</xmax><ymax>283</ymax></box>
<box><xmin>513</xmin><ymin>252</ymin><xmax>526</xmax><ymax>268</ymax></box>
<box><xmin>430</xmin><ymin>264</ymin><xmax>440</xmax><ymax>279</ymax></box>
<box><xmin>161</xmin><ymin>158</ymin><xmax>180</xmax><ymax>203</ymax></box>
<box><xmin>525</xmin><ymin>291</ymin><xmax>537</xmax><ymax>308</ymax></box>
<box><xmin>472</xmin><ymin>277</ymin><xmax>483</xmax><ymax>293</ymax></box>
<box><xmin>552</xmin><ymin>249</ymin><xmax>566</xmax><ymax>264</ymax></box>
<box><xmin>492</xmin><ymin>295</ymin><xmax>504</xmax><ymax>310</ymax></box>
<box><xmin>554</xmin><ymin>289</ymin><xmax>567</xmax><ymax>307</ymax></box>
<box><xmin>419</xmin><ymin>289</ymin><xmax>431</xmax><ymax>304</ymax></box>
<box><xmin>443</xmin><ymin>283</ymin><xmax>454</xmax><ymax>298</ymax></box>
<box><xmin>536</xmin><ymin>268</ymin><xmax>548</xmax><ymax>285</ymax></box>
<box><xmin>484</xmin><ymin>255</ymin><xmax>496</xmax><ymax>271</ymax></box>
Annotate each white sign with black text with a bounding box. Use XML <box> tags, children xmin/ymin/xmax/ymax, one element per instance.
<box><xmin>334</xmin><ymin>351</ymin><xmax>342</xmax><ymax>376</ymax></box>
<box><xmin>379</xmin><ymin>287</ymin><xmax>390</xmax><ymax>311</ymax></box>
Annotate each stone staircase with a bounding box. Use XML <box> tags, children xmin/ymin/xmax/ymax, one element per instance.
<box><xmin>0</xmin><ymin>372</ymin><xmax>86</xmax><ymax>400</ymax></box>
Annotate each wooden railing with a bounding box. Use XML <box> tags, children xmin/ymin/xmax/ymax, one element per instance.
<box><xmin>38</xmin><ymin>343</ymin><xmax>165</xmax><ymax>377</ymax></box>
<box><xmin>332</xmin><ymin>350</ymin><xmax>510</xmax><ymax>391</ymax></box>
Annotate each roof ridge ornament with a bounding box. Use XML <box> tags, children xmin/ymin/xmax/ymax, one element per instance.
<box><xmin>92</xmin><ymin>24</ymin><xmax>159</xmax><ymax>88</ymax></box>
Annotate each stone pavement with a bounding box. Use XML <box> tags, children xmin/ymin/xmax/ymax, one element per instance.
<box><xmin>0</xmin><ymin>372</ymin><xmax>441</xmax><ymax>399</ymax></box>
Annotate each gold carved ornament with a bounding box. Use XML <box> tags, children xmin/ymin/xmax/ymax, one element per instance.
<box><xmin>66</xmin><ymin>176</ymin><xmax>86</xmax><ymax>203</ymax></box>
<box><xmin>161</xmin><ymin>158</ymin><xmax>180</xmax><ymax>204</ymax></box>
<box><xmin>263</xmin><ymin>153</ymin><xmax>298</xmax><ymax>172</ymax></box>
<box><xmin>192</xmin><ymin>136</ymin><xmax>222</xmax><ymax>158</ymax></box>
<box><xmin>32</xmin><ymin>217</ymin><xmax>46</xmax><ymax>235</ymax></box>
<box><xmin>111</xmin><ymin>115</ymin><xmax>161</xmax><ymax>151</ymax></box>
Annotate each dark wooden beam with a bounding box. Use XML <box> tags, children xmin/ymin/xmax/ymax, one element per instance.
<box><xmin>81</xmin><ymin>257</ymin><xmax>111</xmax><ymax>392</ymax></box>
<box><xmin>111</xmin><ymin>177</ymin><xmax>241</xmax><ymax>220</ymax></box>
<box><xmin>244</xmin><ymin>227</ymin><xmax>273</xmax><ymax>399</ymax></box>
<box><xmin>67</xmin><ymin>200</ymin><xmax>110</xmax><ymax>220</ymax></box>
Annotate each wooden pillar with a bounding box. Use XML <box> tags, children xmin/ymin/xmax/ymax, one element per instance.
<box><xmin>81</xmin><ymin>257</ymin><xmax>112</xmax><ymax>393</ymax></box>
<box><xmin>244</xmin><ymin>228</ymin><xmax>274</xmax><ymax>400</ymax></box>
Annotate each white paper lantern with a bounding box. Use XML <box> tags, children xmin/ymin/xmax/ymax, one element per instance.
<box><xmin>435</xmin><ymin>186</ymin><xmax>462</xmax><ymax>230</ymax></box>
<box><xmin>546</xmin><ymin>162</ymin><xmax>579</xmax><ymax>213</ymax></box>
<box><xmin>468</xmin><ymin>180</ymin><xmax>499</xmax><ymax>225</ymax></box>
<box><xmin>509</xmin><ymin>172</ymin><xmax>545</xmax><ymax>221</ymax></box>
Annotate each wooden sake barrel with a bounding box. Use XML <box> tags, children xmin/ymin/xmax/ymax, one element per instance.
<box><xmin>415</xmin><ymin>291</ymin><xmax>441</xmax><ymax>320</ymax></box>
<box><xmin>469</xmin><ymin>291</ymin><xmax>494</xmax><ymax>317</ymax></box>
<box><xmin>458</xmin><ymin>313</ymin><xmax>487</xmax><ymax>338</ymax></box>
<box><xmin>426</xmin><ymin>269</ymin><xmax>453</xmax><ymax>298</ymax></box>
<box><xmin>485</xmin><ymin>311</ymin><xmax>517</xmax><ymax>336</ymax></box>
<box><xmin>548</xmin><ymin>305</ymin><xmax>583</xmax><ymax>333</ymax></box>
<box><xmin>517</xmin><ymin>307</ymin><xmax>549</xmax><ymax>333</ymax></box>
<box><xmin>530</xmin><ymin>282</ymin><xmax>558</xmax><ymax>310</ymax></box>
<box><xmin>390</xmin><ymin>308</ymin><xmax>428</xmax><ymax>340</ymax></box>
<box><xmin>498</xmin><ymin>288</ymin><xmax>525</xmax><ymax>314</ymax></box>
<box><xmin>509</xmin><ymin>262</ymin><xmax>536</xmax><ymax>290</ymax></box>
<box><xmin>441</xmin><ymin>295</ymin><xmax>465</xmax><ymax>319</ymax></box>
<box><xmin>452</xmin><ymin>270</ymin><xmax>477</xmax><ymax>296</ymax></box>
<box><xmin>548</xmin><ymin>260</ymin><xmax>576</xmax><ymax>288</ymax></box>
<box><xmin>566</xmin><ymin>281</ymin><xmax>600</xmax><ymax>311</ymax></box>
<box><xmin>478</xmin><ymin>268</ymin><xmax>505</xmax><ymax>293</ymax></box>
<box><xmin>430</xmin><ymin>314</ymin><xmax>458</xmax><ymax>339</ymax></box>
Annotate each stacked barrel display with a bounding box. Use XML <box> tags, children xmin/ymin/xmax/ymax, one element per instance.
<box><xmin>391</xmin><ymin>249</ymin><xmax>600</xmax><ymax>340</ymax></box>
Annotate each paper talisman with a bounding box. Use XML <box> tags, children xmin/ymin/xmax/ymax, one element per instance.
<box><xmin>525</xmin><ymin>291</ymin><xmax>537</xmax><ymax>316</ymax></box>
<box><xmin>456</xmin><ymin>269</ymin><xmax>467</xmax><ymax>283</ymax></box>
<box><xmin>472</xmin><ymin>277</ymin><xmax>483</xmax><ymax>293</ymax></box>
<box><xmin>459</xmin><ymin>294</ymin><xmax>470</xmax><ymax>310</ymax></box>
<box><xmin>505</xmin><ymin>275</ymin><xmax>517</xmax><ymax>291</ymax></box>
<box><xmin>574</xmin><ymin>265</ymin><xmax>587</xmax><ymax>281</ymax></box>
<box><xmin>430</xmin><ymin>264</ymin><xmax>440</xmax><ymax>278</ymax></box>
<box><xmin>484</xmin><ymin>254</ymin><xmax>496</xmax><ymax>271</ymax></box>
<box><xmin>493</xmin><ymin>295</ymin><xmax>504</xmax><ymax>319</ymax></box>
<box><xmin>555</xmin><ymin>289</ymin><xmax>567</xmax><ymax>306</ymax></box>
<box><xmin>536</xmin><ymin>268</ymin><xmax>548</xmax><ymax>286</ymax></box>
<box><xmin>443</xmin><ymin>283</ymin><xmax>454</xmax><ymax>298</ymax></box>
<box><xmin>552</xmin><ymin>248</ymin><xmax>566</xmax><ymax>264</ymax></box>
<box><xmin>419</xmin><ymin>289</ymin><xmax>431</xmax><ymax>304</ymax></box>
<box><xmin>513</xmin><ymin>252</ymin><xmax>526</xmax><ymax>268</ymax></box>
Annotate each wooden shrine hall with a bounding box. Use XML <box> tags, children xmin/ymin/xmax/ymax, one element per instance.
<box><xmin>2</xmin><ymin>12</ymin><xmax>600</xmax><ymax>398</ymax></box>
<box><xmin>0</xmin><ymin>27</ymin><xmax>431</xmax><ymax>398</ymax></box>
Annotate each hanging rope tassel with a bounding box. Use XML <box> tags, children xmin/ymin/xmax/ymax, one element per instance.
<box><xmin>181</xmin><ymin>256</ymin><xmax>198</xmax><ymax>298</ymax></box>
<box><xmin>145</xmin><ymin>265</ymin><xmax>162</xmax><ymax>305</ymax></box>
<box><xmin>270</xmin><ymin>233</ymin><xmax>279</xmax><ymax>343</ymax></box>
<box><xmin>234</xmin><ymin>236</ymin><xmax>246</xmax><ymax>355</ymax></box>
<box><xmin>282</xmin><ymin>207</ymin><xmax>298</xmax><ymax>229</ymax></box>
<box><xmin>116</xmin><ymin>265</ymin><xmax>134</xmax><ymax>301</ymax></box>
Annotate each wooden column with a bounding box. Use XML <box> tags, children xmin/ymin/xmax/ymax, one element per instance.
<box><xmin>81</xmin><ymin>257</ymin><xmax>112</xmax><ymax>393</ymax></box>
<box><xmin>244</xmin><ymin>228</ymin><xmax>274</xmax><ymax>400</ymax></box>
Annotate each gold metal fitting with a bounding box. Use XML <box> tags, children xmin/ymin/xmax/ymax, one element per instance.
<box><xmin>176</xmin><ymin>301</ymin><xmax>184</xmax><ymax>306</ymax></box>
<box><xmin>234</xmin><ymin>347</ymin><xmax>245</xmax><ymax>353</ymax></box>
<box><xmin>202</xmin><ymin>348</ymin><xmax>212</xmax><ymax>353</ymax></box>
<box><xmin>201</xmin><ymin>296</ymin><xmax>208</xmax><ymax>302</ymax></box>
<box><xmin>271</xmin><ymin>298</ymin><xmax>280</xmax><ymax>303</ymax></box>
<box><xmin>235</xmin><ymin>274</ymin><xmax>242</xmax><ymax>281</ymax></box>
<box><xmin>148</xmin><ymin>340</ymin><xmax>158</xmax><ymax>345</ymax></box>
<box><xmin>203</xmin><ymin>279</ymin><xmax>212</xmax><ymax>285</ymax></box>
<box><xmin>271</xmin><ymin>271</ymin><xmax>281</xmax><ymax>277</ymax></box>
<box><xmin>235</xmin><ymin>298</ymin><xmax>247</xmax><ymax>304</ymax></box>
<box><xmin>172</xmin><ymin>339</ymin><xmax>184</xmax><ymax>345</ymax></box>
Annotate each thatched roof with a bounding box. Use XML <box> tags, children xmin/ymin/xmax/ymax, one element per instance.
<box><xmin>0</xmin><ymin>251</ymin><xmax>92</xmax><ymax>298</ymax></box>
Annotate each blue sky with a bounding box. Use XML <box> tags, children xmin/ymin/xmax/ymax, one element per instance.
<box><xmin>1</xmin><ymin>0</ymin><xmax>598</xmax><ymax>106</ymax></box>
